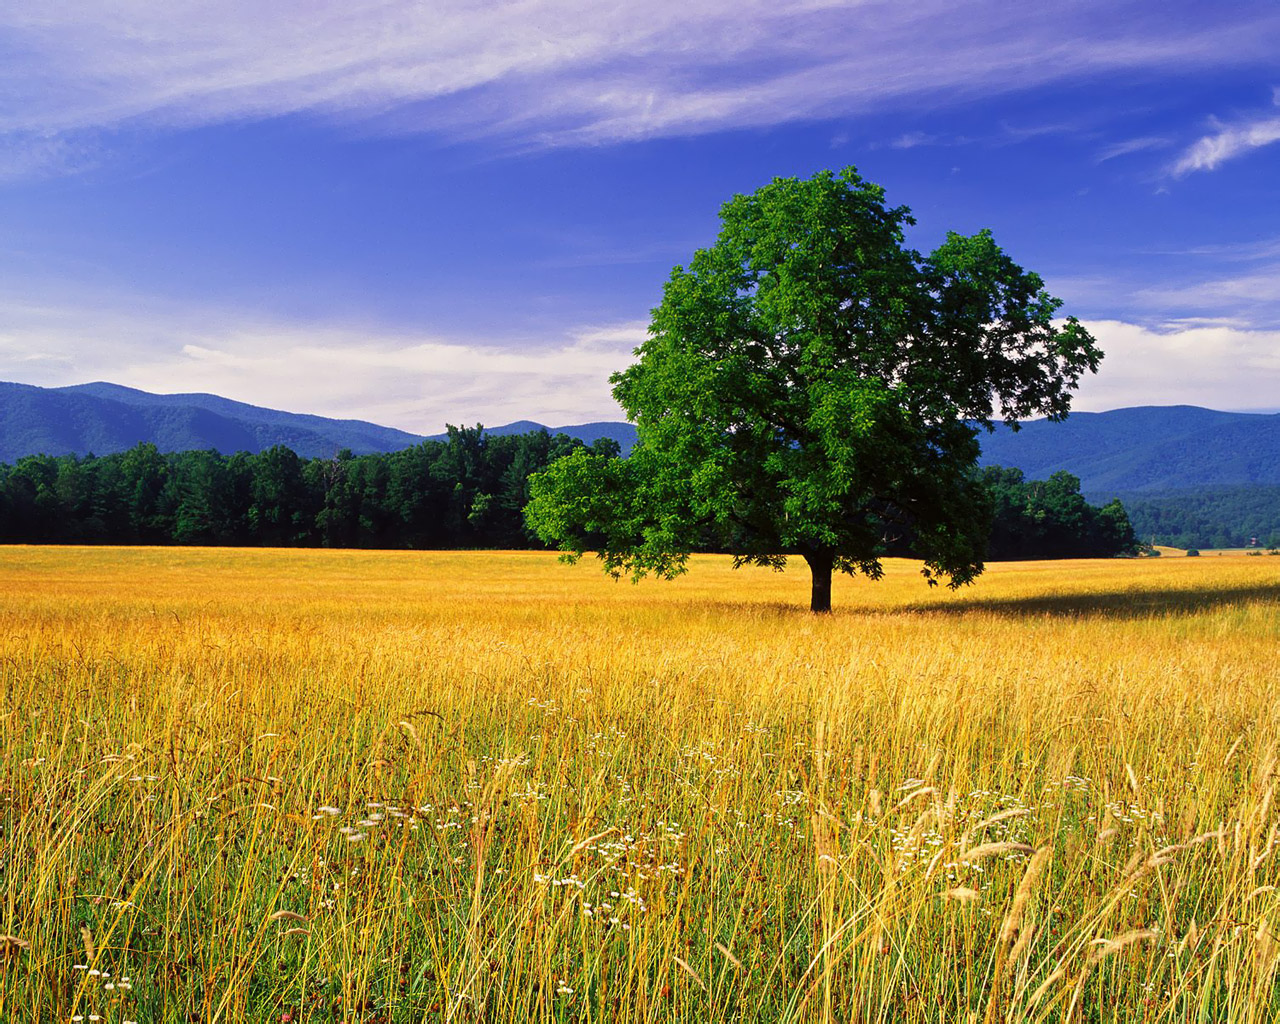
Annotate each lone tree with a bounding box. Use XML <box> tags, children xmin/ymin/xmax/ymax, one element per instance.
<box><xmin>525</xmin><ymin>167</ymin><xmax>1101</xmax><ymax>611</ymax></box>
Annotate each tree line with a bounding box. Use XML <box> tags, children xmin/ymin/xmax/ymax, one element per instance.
<box><xmin>0</xmin><ymin>428</ymin><xmax>614</xmax><ymax>548</ymax></box>
<box><xmin>979</xmin><ymin>467</ymin><xmax>1137</xmax><ymax>560</ymax></box>
<box><xmin>1118</xmin><ymin>485</ymin><xmax>1280</xmax><ymax>550</ymax></box>
<box><xmin>0</xmin><ymin>430</ymin><xmax>1135</xmax><ymax>559</ymax></box>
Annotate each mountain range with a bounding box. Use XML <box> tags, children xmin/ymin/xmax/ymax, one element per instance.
<box><xmin>0</xmin><ymin>381</ymin><xmax>635</xmax><ymax>463</ymax></box>
<box><xmin>4</xmin><ymin>381</ymin><xmax>1280</xmax><ymax>498</ymax></box>
<box><xmin>975</xmin><ymin>406</ymin><xmax>1280</xmax><ymax>499</ymax></box>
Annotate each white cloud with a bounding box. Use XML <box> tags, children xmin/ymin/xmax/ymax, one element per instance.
<box><xmin>4</xmin><ymin>285</ymin><xmax>1280</xmax><ymax>425</ymax></box>
<box><xmin>1145</xmin><ymin>237</ymin><xmax>1280</xmax><ymax>261</ymax></box>
<box><xmin>1132</xmin><ymin>265</ymin><xmax>1280</xmax><ymax>316</ymax></box>
<box><xmin>1171</xmin><ymin>114</ymin><xmax>1280</xmax><ymax>175</ymax></box>
<box><xmin>0</xmin><ymin>292</ymin><xmax>642</xmax><ymax>431</ymax></box>
<box><xmin>0</xmin><ymin>131</ymin><xmax>102</xmax><ymax>181</ymax></box>
<box><xmin>1071</xmin><ymin>319</ymin><xmax>1280</xmax><ymax>412</ymax></box>
<box><xmin>1094</xmin><ymin>135</ymin><xmax>1170</xmax><ymax>163</ymax></box>
<box><xmin>889</xmin><ymin>131</ymin><xmax>944</xmax><ymax>149</ymax></box>
<box><xmin>879</xmin><ymin>120</ymin><xmax>1076</xmax><ymax>152</ymax></box>
<box><xmin>0</xmin><ymin>1</ymin><xmax>1275</xmax><ymax>157</ymax></box>
<box><xmin>1045</xmin><ymin>245</ymin><xmax>1280</xmax><ymax>331</ymax></box>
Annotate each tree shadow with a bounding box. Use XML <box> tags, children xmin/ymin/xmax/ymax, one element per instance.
<box><xmin>899</xmin><ymin>582</ymin><xmax>1280</xmax><ymax>620</ymax></box>
<box><xmin>699</xmin><ymin>582</ymin><xmax>1280</xmax><ymax>620</ymax></box>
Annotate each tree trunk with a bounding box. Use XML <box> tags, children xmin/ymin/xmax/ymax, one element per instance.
<box><xmin>804</xmin><ymin>551</ymin><xmax>834</xmax><ymax>613</ymax></box>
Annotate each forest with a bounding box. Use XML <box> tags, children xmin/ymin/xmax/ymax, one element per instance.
<box><xmin>0</xmin><ymin>430</ymin><xmax>1136</xmax><ymax>559</ymax></box>
<box><xmin>1116</xmin><ymin>485</ymin><xmax>1280</xmax><ymax>550</ymax></box>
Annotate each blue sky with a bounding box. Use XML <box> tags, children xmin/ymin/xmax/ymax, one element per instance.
<box><xmin>1</xmin><ymin>0</ymin><xmax>1278</xmax><ymax>431</ymax></box>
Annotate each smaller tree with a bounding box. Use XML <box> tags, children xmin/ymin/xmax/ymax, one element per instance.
<box><xmin>526</xmin><ymin>167</ymin><xmax>1101</xmax><ymax>611</ymax></box>
<box><xmin>981</xmin><ymin>467</ymin><xmax>1137</xmax><ymax>560</ymax></box>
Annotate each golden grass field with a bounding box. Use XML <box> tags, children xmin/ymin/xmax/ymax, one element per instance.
<box><xmin>2</xmin><ymin>546</ymin><xmax>1280</xmax><ymax>1023</ymax></box>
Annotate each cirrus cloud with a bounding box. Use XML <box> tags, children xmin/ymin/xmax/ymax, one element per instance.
<box><xmin>1171</xmin><ymin>114</ymin><xmax>1280</xmax><ymax>175</ymax></box>
<box><xmin>1</xmin><ymin>1</ymin><xmax>1277</xmax><ymax>158</ymax></box>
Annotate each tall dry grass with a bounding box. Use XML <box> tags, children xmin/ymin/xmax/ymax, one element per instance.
<box><xmin>1</xmin><ymin>546</ymin><xmax>1279</xmax><ymax>1022</ymax></box>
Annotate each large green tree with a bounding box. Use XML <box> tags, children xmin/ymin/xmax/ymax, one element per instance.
<box><xmin>525</xmin><ymin>167</ymin><xmax>1102</xmax><ymax>611</ymax></box>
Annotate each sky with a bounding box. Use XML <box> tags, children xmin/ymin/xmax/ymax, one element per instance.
<box><xmin>1</xmin><ymin>0</ymin><xmax>1279</xmax><ymax>432</ymax></box>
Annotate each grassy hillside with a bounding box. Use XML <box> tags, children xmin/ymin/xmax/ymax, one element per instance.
<box><xmin>4</xmin><ymin>549</ymin><xmax>1280</xmax><ymax>1021</ymax></box>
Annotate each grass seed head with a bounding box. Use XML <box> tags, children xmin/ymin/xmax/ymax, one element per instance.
<box><xmin>0</xmin><ymin>935</ymin><xmax>30</xmax><ymax>957</ymax></box>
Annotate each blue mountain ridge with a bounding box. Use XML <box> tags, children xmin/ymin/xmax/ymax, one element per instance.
<box><xmin>975</xmin><ymin>406</ymin><xmax>1280</xmax><ymax>500</ymax></box>
<box><xmin>0</xmin><ymin>381</ymin><xmax>637</xmax><ymax>461</ymax></box>
<box><xmin>5</xmin><ymin>382</ymin><xmax>1280</xmax><ymax>500</ymax></box>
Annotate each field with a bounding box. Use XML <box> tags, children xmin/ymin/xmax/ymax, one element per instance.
<box><xmin>2</xmin><ymin>547</ymin><xmax>1280</xmax><ymax>1023</ymax></box>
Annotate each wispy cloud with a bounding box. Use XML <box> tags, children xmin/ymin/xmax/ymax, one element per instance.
<box><xmin>1171</xmin><ymin>116</ymin><xmax>1280</xmax><ymax>175</ymax></box>
<box><xmin>1045</xmin><ymin>232</ymin><xmax>1280</xmax><ymax>331</ymax></box>
<box><xmin>889</xmin><ymin>131</ymin><xmax>945</xmax><ymax>150</ymax></box>
<box><xmin>0</xmin><ymin>291</ymin><xmax>641</xmax><ymax>431</ymax></box>
<box><xmin>1133</xmin><ymin>268</ymin><xmax>1280</xmax><ymax>314</ymax></box>
<box><xmin>1</xmin><ymin>1</ymin><xmax>1276</xmax><ymax>161</ymax></box>
<box><xmin>1095</xmin><ymin>135</ymin><xmax>1170</xmax><ymax>163</ymax></box>
<box><xmin>993</xmin><ymin>120</ymin><xmax>1083</xmax><ymax>144</ymax></box>
<box><xmin>1162</xmin><ymin>237</ymin><xmax>1280</xmax><ymax>261</ymax></box>
<box><xmin>0</xmin><ymin>131</ymin><xmax>102</xmax><ymax>182</ymax></box>
<box><xmin>1128</xmin><ymin>233</ymin><xmax>1280</xmax><ymax>325</ymax></box>
<box><xmin>1171</xmin><ymin>89</ymin><xmax>1280</xmax><ymax>175</ymax></box>
<box><xmin>1058</xmin><ymin>264</ymin><xmax>1280</xmax><ymax>332</ymax></box>
<box><xmin>875</xmin><ymin>119</ymin><xmax>1078</xmax><ymax>152</ymax></box>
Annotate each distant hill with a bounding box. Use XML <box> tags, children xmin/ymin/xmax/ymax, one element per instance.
<box><xmin>5</xmin><ymin>382</ymin><xmax>1280</xmax><ymax>547</ymax></box>
<box><xmin>0</xmin><ymin>382</ymin><xmax>638</xmax><ymax>461</ymax></box>
<box><xmin>1112</xmin><ymin>485</ymin><xmax>1280</xmax><ymax>549</ymax></box>
<box><xmin>0</xmin><ymin>381</ymin><xmax>424</xmax><ymax>461</ymax></box>
<box><xmin>976</xmin><ymin>405</ymin><xmax>1280</xmax><ymax>547</ymax></box>
<box><xmin>6</xmin><ymin>383</ymin><xmax>1280</xmax><ymax>502</ymax></box>
<box><xmin>977</xmin><ymin>406</ymin><xmax>1280</xmax><ymax>499</ymax></box>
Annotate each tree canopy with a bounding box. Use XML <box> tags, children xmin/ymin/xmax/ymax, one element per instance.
<box><xmin>0</xmin><ymin>436</ymin><xmax>1133</xmax><ymax>562</ymax></box>
<box><xmin>981</xmin><ymin>467</ymin><xmax>1137</xmax><ymax>560</ymax></box>
<box><xmin>0</xmin><ymin>430</ymin><xmax>615</xmax><ymax>549</ymax></box>
<box><xmin>525</xmin><ymin>167</ymin><xmax>1103</xmax><ymax>611</ymax></box>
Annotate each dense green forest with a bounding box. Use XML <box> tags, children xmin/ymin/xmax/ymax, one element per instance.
<box><xmin>979</xmin><ymin>467</ymin><xmax>1138</xmax><ymax>560</ymax></box>
<box><xmin>0</xmin><ymin>428</ymin><xmax>603</xmax><ymax>549</ymax></box>
<box><xmin>1118</xmin><ymin>486</ymin><xmax>1280</xmax><ymax>549</ymax></box>
<box><xmin>0</xmin><ymin>431</ymin><xmax>1135</xmax><ymax>559</ymax></box>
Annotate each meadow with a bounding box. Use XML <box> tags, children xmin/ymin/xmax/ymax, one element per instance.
<box><xmin>2</xmin><ymin>546</ymin><xmax>1279</xmax><ymax>1023</ymax></box>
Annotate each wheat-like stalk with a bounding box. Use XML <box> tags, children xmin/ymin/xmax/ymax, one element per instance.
<box><xmin>1</xmin><ymin>547</ymin><xmax>1278</xmax><ymax>1022</ymax></box>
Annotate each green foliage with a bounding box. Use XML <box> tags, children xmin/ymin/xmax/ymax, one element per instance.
<box><xmin>1118</xmin><ymin>485</ymin><xmax>1280</xmax><ymax>550</ymax></box>
<box><xmin>0</xmin><ymin>432</ymin><xmax>1136</xmax><ymax>576</ymax></box>
<box><xmin>1187</xmin><ymin>548</ymin><xmax>1201</xmax><ymax>556</ymax></box>
<box><xmin>0</xmin><ymin>430</ymin><xmax>596</xmax><ymax>549</ymax></box>
<box><xmin>980</xmin><ymin>467</ymin><xmax>1138</xmax><ymax>559</ymax></box>
<box><xmin>526</xmin><ymin>167</ymin><xmax>1101</xmax><ymax>609</ymax></box>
